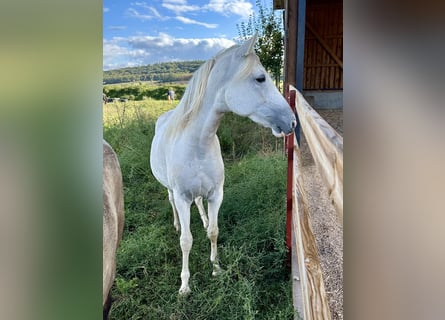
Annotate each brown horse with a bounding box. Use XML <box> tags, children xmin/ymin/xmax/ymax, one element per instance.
<box><xmin>103</xmin><ymin>140</ymin><xmax>125</xmax><ymax>319</ymax></box>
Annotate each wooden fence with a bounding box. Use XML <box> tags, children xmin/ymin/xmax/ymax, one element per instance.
<box><xmin>285</xmin><ymin>85</ymin><xmax>343</xmax><ymax>319</ymax></box>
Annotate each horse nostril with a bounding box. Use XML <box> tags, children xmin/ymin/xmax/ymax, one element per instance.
<box><xmin>291</xmin><ymin>120</ymin><xmax>297</xmax><ymax>129</ymax></box>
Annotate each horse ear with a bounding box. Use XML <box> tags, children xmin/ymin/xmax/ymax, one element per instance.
<box><xmin>240</xmin><ymin>32</ymin><xmax>258</xmax><ymax>56</ymax></box>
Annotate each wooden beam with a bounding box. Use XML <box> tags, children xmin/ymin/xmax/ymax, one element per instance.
<box><xmin>292</xmin><ymin>122</ymin><xmax>331</xmax><ymax>320</ymax></box>
<box><xmin>292</xmin><ymin>86</ymin><xmax>343</xmax><ymax>222</ymax></box>
<box><xmin>306</xmin><ymin>22</ymin><xmax>343</xmax><ymax>70</ymax></box>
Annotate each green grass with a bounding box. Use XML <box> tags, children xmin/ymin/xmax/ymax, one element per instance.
<box><xmin>104</xmin><ymin>100</ymin><xmax>296</xmax><ymax>319</ymax></box>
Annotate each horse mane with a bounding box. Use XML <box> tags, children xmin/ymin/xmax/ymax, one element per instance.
<box><xmin>163</xmin><ymin>45</ymin><xmax>258</xmax><ymax>139</ymax></box>
<box><xmin>163</xmin><ymin>57</ymin><xmax>215</xmax><ymax>139</ymax></box>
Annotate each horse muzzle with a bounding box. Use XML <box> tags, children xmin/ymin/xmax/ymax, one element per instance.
<box><xmin>271</xmin><ymin>116</ymin><xmax>297</xmax><ymax>137</ymax></box>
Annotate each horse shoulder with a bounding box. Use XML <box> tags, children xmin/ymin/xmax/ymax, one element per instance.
<box><xmin>155</xmin><ymin>109</ymin><xmax>174</xmax><ymax>134</ymax></box>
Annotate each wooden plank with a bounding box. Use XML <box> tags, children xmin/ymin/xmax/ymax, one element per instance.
<box><xmin>335</xmin><ymin>6</ymin><xmax>343</xmax><ymax>89</ymax></box>
<box><xmin>303</xmin><ymin>42</ymin><xmax>308</xmax><ymax>89</ymax></box>
<box><xmin>292</xmin><ymin>221</ymin><xmax>304</xmax><ymax>318</ymax></box>
<box><xmin>337</xmin><ymin>37</ymin><xmax>343</xmax><ymax>89</ymax></box>
<box><xmin>306</xmin><ymin>40</ymin><xmax>312</xmax><ymax>89</ymax></box>
<box><xmin>311</xmin><ymin>35</ymin><xmax>342</xmax><ymax>39</ymax></box>
<box><xmin>338</xmin><ymin>5</ymin><xmax>343</xmax><ymax>35</ymax></box>
<box><xmin>291</xmin><ymin>86</ymin><xmax>343</xmax><ymax>221</ymax></box>
<box><xmin>305</xmin><ymin>64</ymin><xmax>338</xmax><ymax>68</ymax></box>
<box><xmin>311</xmin><ymin>40</ymin><xmax>316</xmax><ymax>89</ymax></box>
<box><xmin>332</xmin><ymin>38</ymin><xmax>338</xmax><ymax>88</ymax></box>
<box><xmin>306</xmin><ymin>22</ymin><xmax>343</xmax><ymax>70</ymax></box>
<box><xmin>292</xmin><ymin>132</ymin><xmax>331</xmax><ymax>319</ymax></box>
<box><xmin>320</xmin><ymin>35</ymin><xmax>327</xmax><ymax>89</ymax></box>
<box><xmin>314</xmin><ymin>41</ymin><xmax>323</xmax><ymax>89</ymax></box>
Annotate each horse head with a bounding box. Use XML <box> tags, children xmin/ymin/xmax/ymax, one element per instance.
<box><xmin>213</xmin><ymin>35</ymin><xmax>297</xmax><ymax>137</ymax></box>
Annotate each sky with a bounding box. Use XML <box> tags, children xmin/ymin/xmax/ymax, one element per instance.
<box><xmin>103</xmin><ymin>0</ymin><xmax>261</xmax><ymax>70</ymax></box>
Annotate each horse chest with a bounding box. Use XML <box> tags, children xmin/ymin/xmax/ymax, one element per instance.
<box><xmin>169</xmin><ymin>157</ymin><xmax>223</xmax><ymax>200</ymax></box>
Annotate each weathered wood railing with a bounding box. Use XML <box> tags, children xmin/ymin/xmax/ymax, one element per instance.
<box><xmin>286</xmin><ymin>85</ymin><xmax>343</xmax><ymax>319</ymax></box>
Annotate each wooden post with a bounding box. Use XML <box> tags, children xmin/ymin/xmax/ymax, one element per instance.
<box><xmin>285</xmin><ymin>0</ymin><xmax>306</xmax><ymax>254</ymax></box>
<box><xmin>284</xmin><ymin>0</ymin><xmax>305</xmax><ymax>146</ymax></box>
<box><xmin>284</xmin><ymin>0</ymin><xmax>296</xmax><ymax>257</ymax></box>
<box><xmin>284</xmin><ymin>0</ymin><xmax>306</xmax><ymax>89</ymax></box>
<box><xmin>284</xmin><ymin>0</ymin><xmax>297</xmax><ymax>90</ymax></box>
<box><xmin>286</xmin><ymin>91</ymin><xmax>296</xmax><ymax>252</ymax></box>
<box><xmin>296</xmin><ymin>0</ymin><xmax>306</xmax><ymax>91</ymax></box>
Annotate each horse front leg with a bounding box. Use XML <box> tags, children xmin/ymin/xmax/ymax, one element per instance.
<box><xmin>207</xmin><ymin>187</ymin><xmax>223</xmax><ymax>276</ymax></box>
<box><xmin>168</xmin><ymin>189</ymin><xmax>180</xmax><ymax>232</ymax></box>
<box><xmin>174</xmin><ymin>195</ymin><xmax>193</xmax><ymax>295</ymax></box>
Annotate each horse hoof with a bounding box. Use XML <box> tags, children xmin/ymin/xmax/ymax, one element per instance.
<box><xmin>212</xmin><ymin>264</ymin><xmax>223</xmax><ymax>276</ymax></box>
<box><xmin>179</xmin><ymin>286</ymin><xmax>191</xmax><ymax>296</ymax></box>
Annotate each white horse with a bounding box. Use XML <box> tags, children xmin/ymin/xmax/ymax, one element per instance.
<box><xmin>150</xmin><ymin>35</ymin><xmax>296</xmax><ymax>295</ymax></box>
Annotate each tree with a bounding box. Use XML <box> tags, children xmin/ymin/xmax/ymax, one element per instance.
<box><xmin>237</xmin><ymin>0</ymin><xmax>284</xmax><ymax>87</ymax></box>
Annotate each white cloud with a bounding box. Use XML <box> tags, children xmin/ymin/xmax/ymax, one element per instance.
<box><xmin>148</xmin><ymin>7</ymin><xmax>164</xmax><ymax>19</ymax></box>
<box><xmin>162</xmin><ymin>0</ymin><xmax>200</xmax><ymax>15</ymax></box>
<box><xmin>126</xmin><ymin>8</ymin><xmax>154</xmax><ymax>20</ymax></box>
<box><xmin>103</xmin><ymin>33</ymin><xmax>236</xmax><ymax>70</ymax></box>
<box><xmin>162</xmin><ymin>4</ymin><xmax>200</xmax><ymax>15</ymax></box>
<box><xmin>126</xmin><ymin>2</ymin><xmax>174</xmax><ymax>22</ymax></box>
<box><xmin>175</xmin><ymin>16</ymin><xmax>217</xmax><ymax>28</ymax></box>
<box><xmin>131</xmin><ymin>2</ymin><xmax>168</xmax><ymax>20</ymax></box>
<box><xmin>160</xmin><ymin>0</ymin><xmax>253</xmax><ymax>18</ymax></box>
<box><xmin>103</xmin><ymin>7</ymin><xmax>110</xmax><ymax>13</ymax></box>
<box><xmin>206</xmin><ymin>0</ymin><xmax>253</xmax><ymax>18</ymax></box>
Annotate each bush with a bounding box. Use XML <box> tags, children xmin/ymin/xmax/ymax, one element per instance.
<box><xmin>104</xmin><ymin>83</ymin><xmax>186</xmax><ymax>101</ymax></box>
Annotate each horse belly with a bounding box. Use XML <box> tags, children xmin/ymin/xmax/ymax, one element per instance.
<box><xmin>173</xmin><ymin>161</ymin><xmax>224</xmax><ymax>200</ymax></box>
<box><xmin>150</xmin><ymin>134</ymin><xmax>170</xmax><ymax>188</ymax></box>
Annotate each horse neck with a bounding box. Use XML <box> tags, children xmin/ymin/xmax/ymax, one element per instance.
<box><xmin>180</xmin><ymin>54</ymin><xmax>234</xmax><ymax>147</ymax></box>
<box><xmin>185</xmin><ymin>90</ymin><xmax>225</xmax><ymax>147</ymax></box>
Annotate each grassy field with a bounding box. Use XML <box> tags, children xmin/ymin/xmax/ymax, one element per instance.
<box><xmin>103</xmin><ymin>99</ymin><xmax>296</xmax><ymax>319</ymax></box>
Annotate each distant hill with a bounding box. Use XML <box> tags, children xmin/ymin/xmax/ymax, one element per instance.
<box><xmin>103</xmin><ymin>60</ymin><xmax>204</xmax><ymax>84</ymax></box>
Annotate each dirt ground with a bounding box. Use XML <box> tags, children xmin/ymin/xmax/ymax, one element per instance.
<box><xmin>299</xmin><ymin>109</ymin><xmax>343</xmax><ymax>320</ymax></box>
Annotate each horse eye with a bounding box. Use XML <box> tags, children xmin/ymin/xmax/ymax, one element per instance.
<box><xmin>255</xmin><ymin>75</ymin><xmax>266</xmax><ymax>83</ymax></box>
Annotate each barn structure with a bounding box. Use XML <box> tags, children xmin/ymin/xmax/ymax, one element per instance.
<box><xmin>275</xmin><ymin>0</ymin><xmax>343</xmax><ymax>108</ymax></box>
